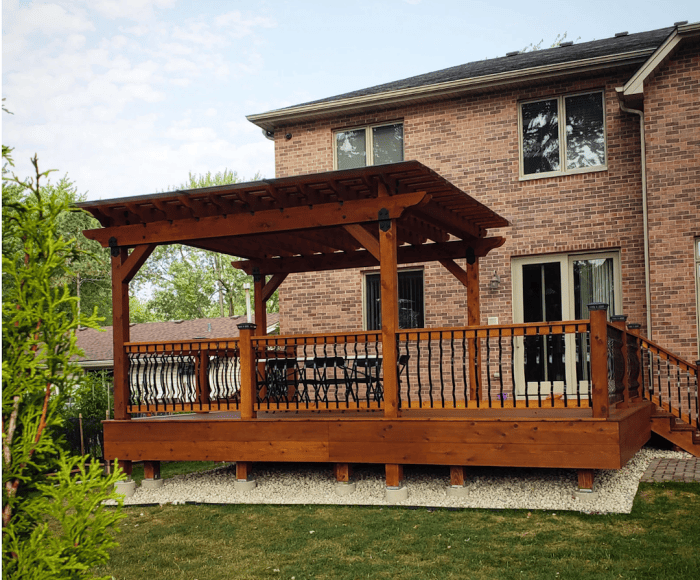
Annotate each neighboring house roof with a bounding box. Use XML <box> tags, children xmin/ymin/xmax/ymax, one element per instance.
<box><xmin>247</xmin><ymin>26</ymin><xmax>679</xmax><ymax>132</ymax></box>
<box><xmin>76</xmin><ymin>314</ymin><xmax>280</xmax><ymax>369</ymax></box>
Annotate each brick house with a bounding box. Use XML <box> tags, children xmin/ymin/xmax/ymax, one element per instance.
<box><xmin>77</xmin><ymin>23</ymin><xmax>699</xmax><ymax>489</ymax></box>
<box><xmin>248</xmin><ymin>23</ymin><xmax>700</xmax><ymax>365</ymax></box>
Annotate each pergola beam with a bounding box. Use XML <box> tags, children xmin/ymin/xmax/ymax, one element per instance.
<box><xmin>232</xmin><ymin>237</ymin><xmax>505</xmax><ymax>276</ymax></box>
<box><xmin>83</xmin><ymin>192</ymin><xmax>431</xmax><ymax>249</ymax></box>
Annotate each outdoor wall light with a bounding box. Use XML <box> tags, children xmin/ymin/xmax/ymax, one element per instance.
<box><xmin>285</xmin><ymin>133</ymin><xmax>292</xmax><ymax>140</ymax></box>
<box><xmin>489</xmin><ymin>271</ymin><xmax>501</xmax><ymax>291</ymax></box>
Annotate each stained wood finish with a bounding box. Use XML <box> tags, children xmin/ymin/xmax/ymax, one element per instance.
<box><xmin>111</xmin><ymin>251</ymin><xmax>130</xmax><ymax>421</ymax></box>
<box><xmin>231</xmin><ymin>238</ymin><xmax>505</xmax><ymax>276</ymax></box>
<box><xmin>83</xmin><ymin>192</ymin><xmax>430</xmax><ymax>248</ymax></box>
<box><xmin>254</xmin><ymin>278</ymin><xmax>267</xmax><ymax>334</ymax></box>
<box><xmin>236</xmin><ymin>461</ymin><xmax>252</xmax><ymax>481</ymax></box>
<box><xmin>385</xmin><ymin>464</ymin><xmax>404</xmax><ymax>487</ymax></box>
<box><xmin>589</xmin><ymin>306</ymin><xmax>609</xmax><ymax>418</ymax></box>
<box><xmin>102</xmin><ymin>403</ymin><xmax>655</xmax><ymax>470</ymax></box>
<box><xmin>118</xmin><ymin>459</ymin><xmax>133</xmax><ymax>476</ymax></box>
<box><xmin>334</xmin><ymin>463</ymin><xmax>352</xmax><ymax>483</ymax></box>
<box><xmin>379</xmin><ymin>218</ymin><xmax>400</xmax><ymax>419</ymax></box>
<box><xmin>343</xmin><ymin>224</ymin><xmax>380</xmax><ymax>260</ymax></box>
<box><xmin>143</xmin><ymin>460</ymin><xmax>160</xmax><ymax>480</ymax></box>
<box><xmin>577</xmin><ymin>469</ymin><xmax>594</xmax><ymax>490</ymax></box>
<box><xmin>450</xmin><ymin>466</ymin><xmax>466</xmax><ymax>486</ymax></box>
<box><xmin>238</xmin><ymin>324</ymin><xmax>257</xmax><ymax>420</ymax></box>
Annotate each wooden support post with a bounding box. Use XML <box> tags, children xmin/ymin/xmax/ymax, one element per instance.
<box><xmin>611</xmin><ymin>315</ymin><xmax>629</xmax><ymax>408</ymax></box>
<box><xmin>197</xmin><ymin>347</ymin><xmax>210</xmax><ymax>412</ymax></box>
<box><xmin>467</xmin><ymin>258</ymin><xmax>481</xmax><ymax>401</ymax></box>
<box><xmin>589</xmin><ymin>303</ymin><xmax>609</xmax><ymax>419</ymax></box>
<box><xmin>111</xmin><ymin>252</ymin><xmax>130</xmax><ymax>421</ymax></box>
<box><xmin>236</xmin><ymin>461</ymin><xmax>252</xmax><ymax>481</ymax></box>
<box><xmin>334</xmin><ymin>463</ymin><xmax>352</xmax><ymax>483</ymax></box>
<box><xmin>450</xmin><ymin>466</ymin><xmax>466</xmax><ymax>487</ymax></box>
<box><xmin>143</xmin><ymin>461</ymin><xmax>161</xmax><ymax>480</ymax></box>
<box><xmin>385</xmin><ymin>464</ymin><xmax>404</xmax><ymax>487</ymax></box>
<box><xmin>577</xmin><ymin>469</ymin><xmax>595</xmax><ymax>491</ymax></box>
<box><xmin>379</xmin><ymin>217</ymin><xmax>400</xmax><ymax>418</ymax></box>
<box><xmin>118</xmin><ymin>459</ymin><xmax>133</xmax><ymax>477</ymax></box>
<box><xmin>237</xmin><ymin>323</ymin><xmax>257</xmax><ymax>420</ymax></box>
<box><xmin>254</xmin><ymin>276</ymin><xmax>267</xmax><ymax>336</ymax></box>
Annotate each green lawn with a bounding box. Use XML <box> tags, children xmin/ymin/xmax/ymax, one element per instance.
<box><xmin>95</xmin><ymin>481</ymin><xmax>699</xmax><ymax>580</ymax></box>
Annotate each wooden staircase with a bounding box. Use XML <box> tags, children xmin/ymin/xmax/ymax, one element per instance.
<box><xmin>650</xmin><ymin>406</ymin><xmax>700</xmax><ymax>457</ymax></box>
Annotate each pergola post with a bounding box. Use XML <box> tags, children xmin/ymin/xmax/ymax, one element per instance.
<box><xmin>589</xmin><ymin>303</ymin><xmax>610</xmax><ymax>419</ymax></box>
<box><xmin>254</xmin><ymin>276</ymin><xmax>267</xmax><ymax>336</ymax></box>
<box><xmin>379</xmin><ymin>217</ymin><xmax>400</xmax><ymax>419</ymax></box>
<box><xmin>238</xmin><ymin>322</ymin><xmax>257</xmax><ymax>420</ymax></box>
<box><xmin>109</xmin><ymin>243</ymin><xmax>156</xmax><ymax>422</ymax></box>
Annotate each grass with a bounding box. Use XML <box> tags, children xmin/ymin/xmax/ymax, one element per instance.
<box><xmin>95</xmin><ymin>481</ymin><xmax>699</xmax><ymax>579</ymax></box>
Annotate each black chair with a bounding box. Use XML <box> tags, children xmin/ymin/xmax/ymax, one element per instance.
<box><xmin>303</xmin><ymin>357</ymin><xmax>346</xmax><ymax>404</ymax></box>
<box><xmin>347</xmin><ymin>357</ymin><xmax>383</xmax><ymax>404</ymax></box>
<box><xmin>259</xmin><ymin>358</ymin><xmax>298</xmax><ymax>402</ymax></box>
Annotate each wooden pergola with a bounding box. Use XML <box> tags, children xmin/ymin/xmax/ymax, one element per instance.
<box><xmin>79</xmin><ymin>161</ymin><xmax>508</xmax><ymax>422</ymax></box>
<box><xmin>77</xmin><ymin>161</ymin><xmax>684</xmax><ymax>492</ymax></box>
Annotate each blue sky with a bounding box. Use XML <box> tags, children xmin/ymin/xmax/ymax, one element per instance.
<box><xmin>3</xmin><ymin>0</ymin><xmax>699</xmax><ymax>201</ymax></box>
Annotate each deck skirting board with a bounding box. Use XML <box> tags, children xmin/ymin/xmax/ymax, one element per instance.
<box><xmin>103</xmin><ymin>403</ymin><xmax>654</xmax><ymax>471</ymax></box>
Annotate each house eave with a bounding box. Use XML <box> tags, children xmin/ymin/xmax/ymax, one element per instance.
<box><xmin>621</xmin><ymin>22</ymin><xmax>700</xmax><ymax>100</ymax></box>
<box><xmin>247</xmin><ymin>49</ymin><xmax>655</xmax><ymax>132</ymax></box>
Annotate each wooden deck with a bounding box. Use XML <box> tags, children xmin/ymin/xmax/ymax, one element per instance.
<box><xmin>104</xmin><ymin>400</ymin><xmax>654</xmax><ymax>471</ymax></box>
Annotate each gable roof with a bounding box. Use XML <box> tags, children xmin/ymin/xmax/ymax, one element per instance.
<box><xmin>76</xmin><ymin>314</ymin><xmax>280</xmax><ymax>368</ymax></box>
<box><xmin>248</xmin><ymin>26</ymin><xmax>676</xmax><ymax>132</ymax></box>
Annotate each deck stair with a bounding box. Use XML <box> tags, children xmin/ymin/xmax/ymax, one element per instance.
<box><xmin>649</xmin><ymin>407</ymin><xmax>700</xmax><ymax>457</ymax></box>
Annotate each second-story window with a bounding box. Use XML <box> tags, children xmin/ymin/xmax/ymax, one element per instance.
<box><xmin>334</xmin><ymin>122</ymin><xmax>404</xmax><ymax>170</ymax></box>
<box><xmin>519</xmin><ymin>91</ymin><xmax>606</xmax><ymax>177</ymax></box>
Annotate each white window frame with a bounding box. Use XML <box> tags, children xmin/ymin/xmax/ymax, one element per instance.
<box><xmin>361</xmin><ymin>267</ymin><xmax>424</xmax><ymax>331</ymax></box>
<box><xmin>518</xmin><ymin>91</ymin><xmax>608</xmax><ymax>180</ymax></box>
<box><xmin>333</xmin><ymin>121</ymin><xmax>404</xmax><ymax>170</ymax></box>
<box><xmin>511</xmin><ymin>250</ymin><xmax>622</xmax><ymax>397</ymax></box>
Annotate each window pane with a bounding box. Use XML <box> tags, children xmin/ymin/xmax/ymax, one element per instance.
<box><xmin>336</xmin><ymin>129</ymin><xmax>366</xmax><ymax>170</ymax></box>
<box><xmin>372</xmin><ymin>123</ymin><xmax>404</xmax><ymax>165</ymax></box>
<box><xmin>365</xmin><ymin>270</ymin><xmax>423</xmax><ymax>330</ymax></box>
<box><xmin>365</xmin><ymin>273</ymin><xmax>381</xmax><ymax>330</ymax></box>
<box><xmin>398</xmin><ymin>270</ymin><xmax>423</xmax><ymax>329</ymax></box>
<box><xmin>573</xmin><ymin>258</ymin><xmax>615</xmax><ymax>319</ymax></box>
<box><xmin>565</xmin><ymin>93</ymin><xmax>605</xmax><ymax>170</ymax></box>
<box><xmin>521</xmin><ymin>99</ymin><xmax>559</xmax><ymax>174</ymax></box>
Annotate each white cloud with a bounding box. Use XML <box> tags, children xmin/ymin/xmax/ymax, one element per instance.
<box><xmin>2</xmin><ymin>1</ymin><xmax>277</xmax><ymax>200</ymax></box>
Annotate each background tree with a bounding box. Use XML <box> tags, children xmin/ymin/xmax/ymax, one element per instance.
<box><xmin>131</xmin><ymin>169</ymin><xmax>276</xmax><ymax>322</ymax></box>
<box><xmin>2</xmin><ymin>150</ymin><xmax>124</xmax><ymax>578</ymax></box>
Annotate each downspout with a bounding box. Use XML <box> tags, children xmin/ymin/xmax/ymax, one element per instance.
<box><xmin>619</xmin><ymin>100</ymin><xmax>652</xmax><ymax>339</ymax></box>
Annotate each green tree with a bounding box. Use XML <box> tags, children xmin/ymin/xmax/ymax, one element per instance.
<box><xmin>2</xmin><ymin>154</ymin><xmax>125</xmax><ymax>578</ymax></box>
<box><xmin>131</xmin><ymin>169</ymin><xmax>276</xmax><ymax>322</ymax></box>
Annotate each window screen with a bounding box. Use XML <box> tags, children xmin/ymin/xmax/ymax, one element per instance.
<box><xmin>521</xmin><ymin>99</ymin><xmax>560</xmax><ymax>175</ymax></box>
<box><xmin>372</xmin><ymin>123</ymin><xmax>404</xmax><ymax>165</ymax></box>
<box><xmin>565</xmin><ymin>93</ymin><xmax>605</xmax><ymax>170</ymax></box>
<box><xmin>335</xmin><ymin>129</ymin><xmax>366</xmax><ymax>170</ymax></box>
<box><xmin>365</xmin><ymin>270</ymin><xmax>424</xmax><ymax>330</ymax></box>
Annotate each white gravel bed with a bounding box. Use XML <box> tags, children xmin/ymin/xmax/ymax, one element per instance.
<box><xmin>109</xmin><ymin>448</ymin><xmax>692</xmax><ymax>514</ymax></box>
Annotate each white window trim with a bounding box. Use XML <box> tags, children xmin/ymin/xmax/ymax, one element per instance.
<box><xmin>361</xmin><ymin>267</ymin><xmax>424</xmax><ymax>331</ymax></box>
<box><xmin>518</xmin><ymin>91</ymin><xmax>608</xmax><ymax>181</ymax></box>
<box><xmin>511</xmin><ymin>250</ymin><xmax>623</xmax><ymax>323</ymax></box>
<box><xmin>333</xmin><ymin>121</ymin><xmax>404</xmax><ymax>171</ymax></box>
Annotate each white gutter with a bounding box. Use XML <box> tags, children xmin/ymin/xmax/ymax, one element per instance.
<box><xmin>248</xmin><ymin>49</ymin><xmax>656</xmax><ymax>132</ymax></box>
<box><xmin>618</xmin><ymin>99</ymin><xmax>653</xmax><ymax>339</ymax></box>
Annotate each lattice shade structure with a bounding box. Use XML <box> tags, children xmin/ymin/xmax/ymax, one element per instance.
<box><xmin>77</xmin><ymin>161</ymin><xmax>509</xmax><ymax>273</ymax></box>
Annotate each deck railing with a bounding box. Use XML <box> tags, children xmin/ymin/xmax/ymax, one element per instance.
<box><xmin>125</xmin><ymin>339</ymin><xmax>241</xmax><ymax>414</ymax></box>
<box><xmin>120</xmin><ymin>304</ymin><xmax>697</xmax><ymax>424</ymax></box>
<box><xmin>397</xmin><ymin>321</ymin><xmax>592</xmax><ymax>409</ymax></box>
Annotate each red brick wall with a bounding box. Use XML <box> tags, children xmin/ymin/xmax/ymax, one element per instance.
<box><xmin>644</xmin><ymin>40</ymin><xmax>700</xmax><ymax>361</ymax></box>
<box><xmin>272</xmin><ymin>68</ymin><xmax>685</xmax><ymax>358</ymax></box>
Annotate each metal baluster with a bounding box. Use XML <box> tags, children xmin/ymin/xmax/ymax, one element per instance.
<box><xmin>462</xmin><ymin>332</ymin><xmax>468</xmax><ymax>407</ymax></box>
<box><xmin>486</xmin><ymin>331</ymin><xmax>492</xmax><ymax>409</ymax></box>
<box><xmin>450</xmin><ymin>331</ymin><xmax>457</xmax><ymax>408</ymax></box>
<box><xmin>439</xmin><ymin>331</ymin><xmax>445</xmax><ymax>408</ymax></box>
<box><xmin>416</xmin><ymin>332</ymin><xmax>423</xmax><ymax>409</ymax></box>
<box><xmin>510</xmin><ymin>333</ymin><xmax>516</xmax><ymax>409</ymax></box>
<box><xmin>498</xmin><ymin>329</ymin><xmax>504</xmax><ymax>408</ymax></box>
<box><xmin>427</xmin><ymin>332</ymin><xmax>434</xmax><ymax>408</ymax></box>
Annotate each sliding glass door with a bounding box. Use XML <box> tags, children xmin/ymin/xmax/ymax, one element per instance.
<box><xmin>512</xmin><ymin>252</ymin><xmax>621</xmax><ymax>396</ymax></box>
